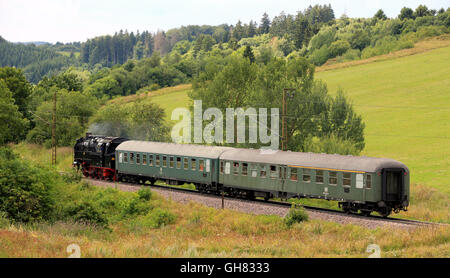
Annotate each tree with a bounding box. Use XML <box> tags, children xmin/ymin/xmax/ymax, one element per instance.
<box><xmin>0</xmin><ymin>67</ymin><xmax>32</xmax><ymax>118</ymax></box>
<box><xmin>232</xmin><ymin>20</ymin><xmax>245</xmax><ymax>41</ymax></box>
<box><xmin>191</xmin><ymin>55</ymin><xmax>365</xmax><ymax>152</ymax></box>
<box><xmin>27</xmin><ymin>89</ymin><xmax>99</xmax><ymax>146</ymax></box>
<box><xmin>88</xmin><ymin>99</ymin><xmax>170</xmax><ymax>141</ymax></box>
<box><xmin>414</xmin><ymin>5</ymin><xmax>431</xmax><ymax>18</ymax></box>
<box><xmin>374</xmin><ymin>9</ymin><xmax>388</xmax><ymax>20</ymax></box>
<box><xmin>243</xmin><ymin>45</ymin><xmax>255</xmax><ymax>63</ymax></box>
<box><xmin>153</xmin><ymin>31</ymin><xmax>170</xmax><ymax>56</ymax></box>
<box><xmin>259</xmin><ymin>13</ymin><xmax>271</xmax><ymax>34</ymax></box>
<box><xmin>133</xmin><ymin>41</ymin><xmax>145</xmax><ymax>60</ymax></box>
<box><xmin>247</xmin><ymin>20</ymin><xmax>257</xmax><ymax>37</ymax></box>
<box><xmin>0</xmin><ymin>80</ymin><xmax>29</xmax><ymax>145</ymax></box>
<box><xmin>399</xmin><ymin>7</ymin><xmax>415</xmax><ymax>20</ymax></box>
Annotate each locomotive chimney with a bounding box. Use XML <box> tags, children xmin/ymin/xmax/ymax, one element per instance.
<box><xmin>86</xmin><ymin>132</ymin><xmax>92</xmax><ymax>137</ymax></box>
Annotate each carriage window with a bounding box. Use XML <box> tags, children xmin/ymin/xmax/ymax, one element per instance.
<box><xmin>225</xmin><ymin>162</ymin><xmax>231</xmax><ymax>174</ymax></box>
<box><xmin>199</xmin><ymin>159</ymin><xmax>205</xmax><ymax>171</ymax></box>
<box><xmin>162</xmin><ymin>156</ymin><xmax>167</xmax><ymax>167</ymax></box>
<box><xmin>303</xmin><ymin>169</ymin><xmax>311</xmax><ymax>182</ymax></box>
<box><xmin>130</xmin><ymin>153</ymin><xmax>134</xmax><ymax>164</ymax></box>
<box><xmin>329</xmin><ymin>171</ymin><xmax>337</xmax><ymax>185</ymax></box>
<box><xmin>270</xmin><ymin>165</ymin><xmax>277</xmax><ymax>179</ymax></box>
<box><xmin>168</xmin><ymin>157</ymin><xmax>173</xmax><ymax>168</ymax></box>
<box><xmin>366</xmin><ymin>174</ymin><xmax>372</xmax><ymax>189</ymax></box>
<box><xmin>176</xmin><ymin>157</ymin><xmax>181</xmax><ymax>169</ymax></box>
<box><xmin>149</xmin><ymin>154</ymin><xmax>153</xmax><ymax>166</ymax></box>
<box><xmin>184</xmin><ymin>158</ymin><xmax>188</xmax><ymax>169</ymax></box>
<box><xmin>251</xmin><ymin>165</ymin><xmax>258</xmax><ymax>177</ymax></box>
<box><xmin>119</xmin><ymin>152</ymin><xmax>123</xmax><ymax>163</ymax></box>
<box><xmin>142</xmin><ymin>154</ymin><xmax>147</xmax><ymax>165</ymax></box>
<box><xmin>220</xmin><ymin>161</ymin><xmax>224</xmax><ymax>174</ymax></box>
<box><xmin>191</xmin><ymin>158</ymin><xmax>196</xmax><ymax>170</ymax></box>
<box><xmin>233</xmin><ymin>162</ymin><xmax>239</xmax><ymax>175</ymax></box>
<box><xmin>316</xmin><ymin>170</ymin><xmax>324</xmax><ymax>184</ymax></box>
<box><xmin>343</xmin><ymin>173</ymin><xmax>352</xmax><ymax>186</ymax></box>
<box><xmin>136</xmin><ymin>154</ymin><xmax>141</xmax><ymax>164</ymax></box>
<box><xmin>260</xmin><ymin>165</ymin><xmax>266</xmax><ymax>178</ymax></box>
<box><xmin>155</xmin><ymin>155</ymin><xmax>160</xmax><ymax>166</ymax></box>
<box><xmin>290</xmin><ymin>168</ymin><xmax>298</xmax><ymax>181</ymax></box>
<box><xmin>242</xmin><ymin>163</ymin><xmax>248</xmax><ymax>176</ymax></box>
<box><xmin>124</xmin><ymin>153</ymin><xmax>128</xmax><ymax>163</ymax></box>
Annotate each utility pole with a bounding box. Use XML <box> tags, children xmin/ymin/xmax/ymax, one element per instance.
<box><xmin>51</xmin><ymin>90</ymin><xmax>56</xmax><ymax>166</ymax></box>
<box><xmin>282</xmin><ymin>88</ymin><xmax>295</xmax><ymax>151</ymax></box>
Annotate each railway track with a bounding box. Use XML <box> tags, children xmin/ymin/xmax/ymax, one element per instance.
<box><xmin>83</xmin><ymin>177</ymin><xmax>446</xmax><ymax>228</ymax></box>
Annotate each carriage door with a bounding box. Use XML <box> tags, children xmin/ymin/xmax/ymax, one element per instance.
<box><xmin>278</xmin><ymin>165</ymin><xmax>287</xmax><ymax>197</ymax></box>
<box><xmin>382</xmin><ymin>169</ymin><xmax>404</xmax><ymax>202</ymax></box>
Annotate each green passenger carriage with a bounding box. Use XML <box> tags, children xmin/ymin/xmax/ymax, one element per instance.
<box><xmin>114</xmin><ymin>140</ymin><xmax>409</xmax><ymax>217</ymax></box>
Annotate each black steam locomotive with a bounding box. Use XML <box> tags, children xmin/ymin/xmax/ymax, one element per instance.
<box><xmin>73</xmin><ymin>133</ymin><xmax>128</xmax><ymax>180</ymax></box>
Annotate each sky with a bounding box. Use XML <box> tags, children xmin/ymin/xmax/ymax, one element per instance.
<box><xmin>0</xmin><ymin>0</ymin><xmax>448</xmax><ymax>43</ymax></box>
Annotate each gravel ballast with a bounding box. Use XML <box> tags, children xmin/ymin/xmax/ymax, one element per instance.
<box><xmin>86</xmin><ymin>179</ymin><xmax>418</xmax><ymax>230</ymax></box>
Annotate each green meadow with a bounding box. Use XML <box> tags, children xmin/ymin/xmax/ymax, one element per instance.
<box><xmin>315</xmin><ymin>45</ymin><xmax>450</xmax><ymax>194</ymax></box>
<box><xmin>143</xmin><ymin>44</ymin><xmax>450</xmax><ymax>195</ymax></box>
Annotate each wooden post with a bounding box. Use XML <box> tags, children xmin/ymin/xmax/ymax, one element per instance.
<box><xmin>51</xmin><ymin>90</ymin><xmax>56</xmax><ymax>166</ymax></box>
<box><xmin>282</xmin><ymin>88</ymin><xmax>296</xmax><ymax>151</ymax></box>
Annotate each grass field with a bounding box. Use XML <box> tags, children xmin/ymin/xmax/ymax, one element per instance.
<box><xmin>1</xmin><ymin>183</ymin><xmax>448</xmax><ymax>258</ymax></box>
<box><xmin>315</xmin><ymin>45</ymin><xmax>450</xmax><ymax>194</ymax></box>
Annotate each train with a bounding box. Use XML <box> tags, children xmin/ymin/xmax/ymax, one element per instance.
<box><xmin>74</xmin><ymin>133</ymin><xmax>410</xmax><ymax>217</ymax></box>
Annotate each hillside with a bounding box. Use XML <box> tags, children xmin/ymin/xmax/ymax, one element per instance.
<box><xmin>130</xmin><ymin>38</ymin><xmax>449</xmax><ymax>195</ymax></box>
<box><xmin>315</xmin><ymin>42</ymin><xmax>450</xmax><ymax>194</ymax></box>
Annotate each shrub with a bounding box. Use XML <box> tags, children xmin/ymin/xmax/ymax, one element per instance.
<box><xmin>284</xmin><ymin>206</ymin><xmax>309</xmax><ymax>227</ymax></box>
<box><xmin>63</xmin><ymin>201</ymin><xmax>108</xmax><ymax>227</ymax></box>
<box><xmin>61</xmin><ymin>168</ymin><xmax>83</xmax><ymax>183</ymax></box>
<box><xmin>120</xmin><ymin>196</ymin><xmax>152</xmax><ymax>217</ymax></box>
<box><xmin>336</xmin><ymin>48</ymin><xmax>361</xmax><ymax>62</ymax></box>
<box><xmin>0</xmin><ymin>147</ymin><xmax>56</xmax><ymax>223</ymax></box>
<box><xmin>303</xmin><ymin>134</ymin><xmax>361</xmax><ymax>155</ymax></box>
<box><xmin>137</xmin><ymin>188</ymin><xmax>152</xmax><ymax>201</ymax></box>
<box><xmin>148</xmin><ymin>208</ymin><xmax>176</xmax><ymax>228</ymax></box>
<box><xmin>329</xmin><ymin>40</ymin><xmax>351</xmax><ymax>57</ymax></box>
<box><xmin>0</xmin><ymin>211</ymin><xmax>10</xmax><ymax>228</ymax></box>
<box><xmin>309</xmin><ymin>45</ymin><xmax>331</xmax><ymax>65</ymax></box>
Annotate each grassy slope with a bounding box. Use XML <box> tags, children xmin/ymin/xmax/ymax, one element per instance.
<box><xmin>315</xmin><ymin>45</ymin><xmax>450</xmax><ymax>194</ymax></box>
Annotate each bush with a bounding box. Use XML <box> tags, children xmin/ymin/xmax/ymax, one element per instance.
<box><xmin>63</xmin><ymin>201</ymin><xmax>108</xmax><ymax>227</ymax></box>
<box><xmin>336</xmin><ymin>48</ymin><xmax>361</xmax><ymax>63</ymax></box>
<box><xmin>61</xmin><ymin>168</ymin><xmax>83</xmax><ymax>183</ymax></box>
<box><xmin>0</xmin><ymin>147</ymin><xmax>56</xmax><ymax>223</ymax></box>
<box><xmin>309</xmin><ymin>45</ymin><xmax>331</xmax><ymax>65</ymax></box>
<box><xmin>148</xmin><ymin>208</ymin><xmax>176</xmax><ymax>228</ymax></box>
<box><xmin>120</xmin><ymin>195</ymin><xmax>152</xmax><ymax>217</ymax></box>
<box><xmin>284</xmin><ymin>206</ymin><xmax>309</xmax><ymax>227</ymax></box>
<box><xmin>303</xmin><ymin>134</ymin><xmax>361</xmax><ymax>155</ymax></box>
<box><xmin>137</xmin><ymin>188</ymin><xmax>152</xmax><ymax>201</ymax></box>
<box><xmin>0</xmin><ymin>211</ymin><xmax>10</xmax><ymax>228</ymax></box>
<box><xmin>329</xmin><ymin>40</ymin><xmax>351</xmax><ymax>57</ymax></box>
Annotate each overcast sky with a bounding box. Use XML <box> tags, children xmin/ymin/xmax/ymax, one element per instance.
<box><xmin>0</xmin><ymin>0</ymin><xmax>448</xmax><ymax>43</ymax></box>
